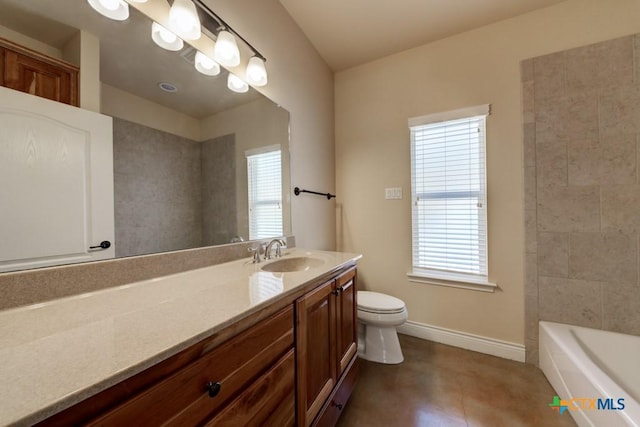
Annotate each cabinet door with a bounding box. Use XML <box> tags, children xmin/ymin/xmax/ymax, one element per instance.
<box><xmin>2</xmin><ymin>49</ymin><xmax>78</xmax><ymax>106</ymax></box>
<box><xmin>296</xmin><ymin>279</ymin><xmax>337</xmax><ymax>427</ymax></box>
<box><xmin>335</xmin><ymin>268</ymin><xmax>358</xmax><ymax>376</ymax></box>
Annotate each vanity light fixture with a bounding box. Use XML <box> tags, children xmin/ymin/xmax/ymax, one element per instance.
<box><xmin>213</xmin><ymin>30</ymin><xmax>240</xmax><ymax>67</ymax></box>
<box><xmin>246</xmin><ymin>55</ymin><xmax>268</xmax><ymax>87</ymax></box>
<box><xmin>151</xmin><ymin>22</ymin><xmax>184</xmax><ymax>51</ymax></box>
<box><xmin>169</xmin><ymin>0</ymin><xmax>202</xmax><ymax>41</ymax></box>
<box><xmin>227</xmin><ymin>73</ymin><xmax>248</xmax><ymax>93</ymax></box>
<box><xmin>195</xmin><ymin>51</ymin><xmax>220</xmax><ymax>76</ymax></box>
<box><xmin>88</xmin><ymin>0</ymin><xmax>269</xmax><ymax>91</ymax></box>
<box><xmin>87</xmin><ymin>0</ymin><xmax>129</xmax><ymax>21</ymax></box>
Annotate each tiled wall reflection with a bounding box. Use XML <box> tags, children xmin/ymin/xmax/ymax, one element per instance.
<box><xmin>523</xmin><ymin>35</ymin><xmax>640</xmax><ymax>364</ymax></box>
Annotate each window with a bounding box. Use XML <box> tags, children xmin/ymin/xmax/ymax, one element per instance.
<box><xmin>408</xmin><ymin>104</ymin><xmax>495</xmax><ymax>291</ymax></box>
<box><xmin>246</xmin><ymin>146</ymin><xmax>283</xmax><ymax>240</ymax></box>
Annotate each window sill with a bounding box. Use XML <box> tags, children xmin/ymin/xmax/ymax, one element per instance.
<box><xmin>407</xmin><ymin>271</ymin><xmax>497</xmax><ymax>293</ymax></box>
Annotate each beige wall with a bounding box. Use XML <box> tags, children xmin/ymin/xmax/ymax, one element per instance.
<box><xmin>0</xmin><ymin>24</ymin><xmax>61</xmax><ymax>58</ymax></box>
<box><xmin>211</xmin><ymin>0</ymin><xmax>336</xmax><ymax>250</ymax></box>
<box><xmin>102</xmin><ymin>83</ymin><xmax>202</xmax><ymax>141</ymax></box>
<box><xmin>335</xmin><ymin>0</ymin><xmax>640</xmax><ymax>344</ymax></box>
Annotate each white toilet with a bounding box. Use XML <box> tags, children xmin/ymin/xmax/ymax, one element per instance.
<box><xmin>357</xmin><ymin>291</ymin><xmax>408</xmax><ymax>364</ymax></box>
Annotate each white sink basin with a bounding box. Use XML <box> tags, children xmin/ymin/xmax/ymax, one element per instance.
<box><xmin>261</xmin><ymin>256</ymin><xmax>324</xmax><ymax>273</ymax></box>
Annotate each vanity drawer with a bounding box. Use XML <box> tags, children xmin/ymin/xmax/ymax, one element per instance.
<box><xmin>205</xmin><ymin>348</ymin><xmax>295</xmax><ymax>427</ymax></box>
<box><xmin>88</xmin><ymin>306</ymin><xmax>294</xmax><ymax>426</ymax></box>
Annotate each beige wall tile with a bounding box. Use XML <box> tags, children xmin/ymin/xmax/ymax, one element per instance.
<box><xmin>569</xmin><ymin>232</ymin><xmax>637</xmax><ymax>283</ymax></box>
<box><xmin>537</xmin><ymin>186</ymin><xmax>600</xmax><ymax>232</ymax></box>
<box><xmin>600</xmin><ymin>133</ymin><xmax>636</xmax><ymax>184</ymax></box>
<box><xmin>568</xmin><ymin>134</ymin><xmax>636</xmax><ymax>186</ymax></box>
<box><xmin>521</xmin><ymin>58</ymin><xmax>534</xmax><ymax>83</ymax></box>
<box><xmin>535</xmin><ymin>92</ymin><xmax>598</xmax><ymax>144</ymax></box>
<box><xmin>522</xmin><ymin>82</ymin><xmax>535</xmax><ymax>124</ymax></box>
<box><xmin>524</xmin><ymin>291</ymin><xmax>538</xmax><ymax>361</ymax></box>
<box><xmin>565</xmin><ymin>36</ymin><xmax>633</xmax><ymax>93</ymax></box>
<box><xmin>533</xmin><ymin>52</ymin><xmax>565</xmax><ymax>101</ymax></box>
<box><xmin>603</xmin><ymin>281</ymin><xmax>640</xmax><ymax>335</ymax></box>
<box><xmin>600</xmin><ymin>85</ymin><xmax>640</xmax><ymax>136</ymax></box>
<box><xmin>537</xmin><ymin>232</ymin><xmax>569</xmax><ymax>277</ymax></box>
<box><xmin>523</xmin><ymin>123</ymin><xmax>536</xmax><ymax>167</ymax></box>
<box><xmin>525</xmin><ymin>209</ymin><xmax>537</xmax><ymax>253</ymax></box>
<box><xmin>601</xmin><ymin>184</ymin><xmax>640</xmax><ymax>232</ymax></box>
<box><xmin>525</xmin><ymin>252</ymin><xmax>538</xmax><ymax>296</ymax></box>
<box><xmin>524</xmin><ymin>166</ymin><xmax>537</xmax><ymax>211</ymax></box>
<box><xmin>565</xmin><ymin>44</ymin><xmax>598</xmax><ymax>93</ymax></box>
<box><xmin>567</xmin><ymin>138</ymin><xmax>600</xmax><ymax>186</ymax></box>
<box><xmin>538</xmin><ymin>276</ymin><xmax>602</xmax><ymax>328</ymax></box>
<box><xmin>598</xmin><ymin>36</ymin><xmax>634</xmax><ymax>88</ymax></box>
<box><xmin>536</xmin><ymin>140</ymin><xmax>567</xmax><ymax>187</ymax></box>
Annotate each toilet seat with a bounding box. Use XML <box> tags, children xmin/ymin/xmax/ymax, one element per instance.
<box><xmin>357</xmin><ymin>291</ymin><xmax>405</xmax><ymax>314</ymax></box>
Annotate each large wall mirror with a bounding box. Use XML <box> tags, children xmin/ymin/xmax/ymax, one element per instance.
<box><xmin>0</xmin><ymin>0</ymin><xmax>291</xmax><ymax>272</ymax></box>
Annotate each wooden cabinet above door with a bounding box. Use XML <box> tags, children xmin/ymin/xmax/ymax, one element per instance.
<box><xmin>0</xmin><ymin>38</ymin><xmax>79</xmax><ymax>107</ymax></box>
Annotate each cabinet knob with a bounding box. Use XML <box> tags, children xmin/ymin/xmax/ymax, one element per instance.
<box><xmin>332</xmin><ymin>286</ymin><xmax>344</xmax><ymax>296</ymax></box>
<box><xmin>331</xmin><ymin>401</ymin><xmax>344</xmax><ymax>410</ymax></box>
<box><xmin>205</xmin><ymin>381</ymin><xmax>221</xmax><ymax>398</ymax></box>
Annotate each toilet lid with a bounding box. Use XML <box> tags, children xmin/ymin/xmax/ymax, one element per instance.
<box><xmin>357</xmin><ymin>291</ymin><xmax>406</xmax><ymax>314</ymax></box>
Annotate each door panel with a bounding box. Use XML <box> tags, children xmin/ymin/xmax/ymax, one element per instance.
<box><xmin>0</xmin><ymin>86</ymin><xmax>114</xmax><ymax>272</ymax></box>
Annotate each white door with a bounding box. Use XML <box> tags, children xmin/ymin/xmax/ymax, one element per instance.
<box><xmin>0</xmin><ymin>86</ymin><xmax>114</xmax><ymax>272</ymax></box>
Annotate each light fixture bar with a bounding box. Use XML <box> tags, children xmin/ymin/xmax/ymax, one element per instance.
<box><xmin>192</xmin><ymin>0</ymin><xmax>266</xmax><ymax>62</ymax></box>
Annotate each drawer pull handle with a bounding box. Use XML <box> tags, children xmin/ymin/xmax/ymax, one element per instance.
<box><xmin>332</xmin><ymin>287</ymin><xmax>344</xmax><ymax>296</ymax></box>
<box><xmin>331</xmin><ymin>401</ymin><xmax>343</xmax><ymax>410</ymax></box>
<box><xmin>205</xmin><ymin>381</ymin><xmax>221</xmax><ymax>398</ymax></box>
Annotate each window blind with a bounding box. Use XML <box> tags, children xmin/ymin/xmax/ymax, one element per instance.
<box><xmin>410</xmin><ymin>107</ymin><xmax>488</xmax><ymax>281</ymax></box>
<box><xmin>247</xmin><ymin>148</ymin><xmax>283</xmax><ymax>240</ymax></box>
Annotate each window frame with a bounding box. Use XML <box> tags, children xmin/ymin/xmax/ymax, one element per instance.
<box><xmin>407</xmin><ymin>104</ymin><xmax>497</xmax><ymax>292</ymax></box>
<box><xmin>246</xmin><ymin>145</ymin><xmax>283</xmax><ymax>241</ymax></box>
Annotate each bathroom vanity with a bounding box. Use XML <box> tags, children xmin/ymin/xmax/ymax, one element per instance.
<box><xmin>0</xmin><ymin>249</ymin><xmax>361</xmax><ymax>426</ymax></box>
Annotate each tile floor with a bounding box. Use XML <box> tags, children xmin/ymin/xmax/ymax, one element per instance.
<box><xmin>337</xmin><ymin>334</ymin><xmax>577</xmax><ymax>427</ymax></box>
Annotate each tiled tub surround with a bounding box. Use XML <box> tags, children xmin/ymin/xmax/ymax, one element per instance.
<box><xmin>114</xmin><ymin>118</ymin><xmax>238</xmax><ymax>258</ymax></box>
<box><xmin>0</xmin><ymin>248</ymin><xmax>361</xmax><ymax>425</ymax></box>
<box><xmin>523</xmin><ymin>35</ymin><xmax>640</xmax><ymax>364</ymax></box>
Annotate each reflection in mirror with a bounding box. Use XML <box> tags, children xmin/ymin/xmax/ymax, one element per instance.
<box><xmin>0</xmin><ymin>0</ymin><xmax>291</xmax><ymax>271</ymax></box>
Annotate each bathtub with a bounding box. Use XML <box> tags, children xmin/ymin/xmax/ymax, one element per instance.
<box><xmin>539</xmin><ymin>321</ymin><xmax>640</xmax><ymax>426</ymax></box>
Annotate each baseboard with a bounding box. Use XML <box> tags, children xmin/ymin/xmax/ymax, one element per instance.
<box><xmin>397</xmin><ymin>320</ymin><xmax>526</xmax><ymax>363</ymax></box>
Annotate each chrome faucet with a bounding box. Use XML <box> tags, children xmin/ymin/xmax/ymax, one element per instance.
<box><xmin>264</xmin><ymin>238</ymin><xmax>286</xmax><ymax>260</ymax></box>
<box><xmin>248</xmin><ymin>246</ymin><xmax>262</xmax><ymax>263</ymax></box>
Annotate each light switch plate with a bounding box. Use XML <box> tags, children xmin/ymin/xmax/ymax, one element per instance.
<box><xmin>385</xmin><ymin>187</ymin><xmax>403</xmax><ymax>200</ymax></box>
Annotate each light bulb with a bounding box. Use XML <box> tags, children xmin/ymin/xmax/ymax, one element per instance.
<box><xmin>151</xmin><ymin>22</ymin><xmax>184</xmax><ymax>51</ymax></box>
<box><xmin>227</xmin><ymin>73</ymin><xmax>248</xmax><ymax>93</ymax></box>
<box><xmin>159</xmin><ymin>28</ymin><xmax>177</xmax><ymax>43</ymax></box>
<box><xmin>87</xmin><ymin>0</ymin><xmax>129</xmax><ymax>20</ymax></box>
<box><xmin>169</xmin><ymin>0</ymin><xmax>201</xmax><ymax>41</ymax></box>
<box><xmin>213</xmin><ymin>30</ymin><xmax>240</xmax><ymax>67</ymax></box>
<box><xmin>100</xmin><ymin>0</ymin><xmax>120</xmax><ymax>11</ymax></box>
<box><xmin>195</xmin><ymin>51</ymin><xmax>220</xmax><ymax>76</ymax></box>
<box><xmin>246</xmin><ymin>56</ymin><xmax>268</xmax><ymax>86</ymax></box>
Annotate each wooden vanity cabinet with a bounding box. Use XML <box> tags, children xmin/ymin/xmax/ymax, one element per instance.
<box><xmin>38</xmin><ymin>264</ymin><xmax>359</xmax><ymax>427</ymax></box>
<box><xmin>39</xmin><ymin>306</ymin><xmax>295</xmax><ymax>427</ymax></box>
<box><xmin>296</xmin><ymin>267</ymin><xmax>358</xmax><ymax>427</ymax></box>
<box><xmin>0</xmin><ymin>38</ymin><xmax>79</xmax><ymax>107</ymax></box>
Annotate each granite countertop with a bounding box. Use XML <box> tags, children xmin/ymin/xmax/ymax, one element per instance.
<box><xmin>0</xmin><ymin>248</ymin><xmax>361</xmax><ymax>426</ymax></box>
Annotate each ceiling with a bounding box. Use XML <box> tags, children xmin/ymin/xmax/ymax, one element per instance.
<box><xmin>279</xmin><ymin>0</ymin><xmax>567</xmax><ymax>71</ymax></box>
